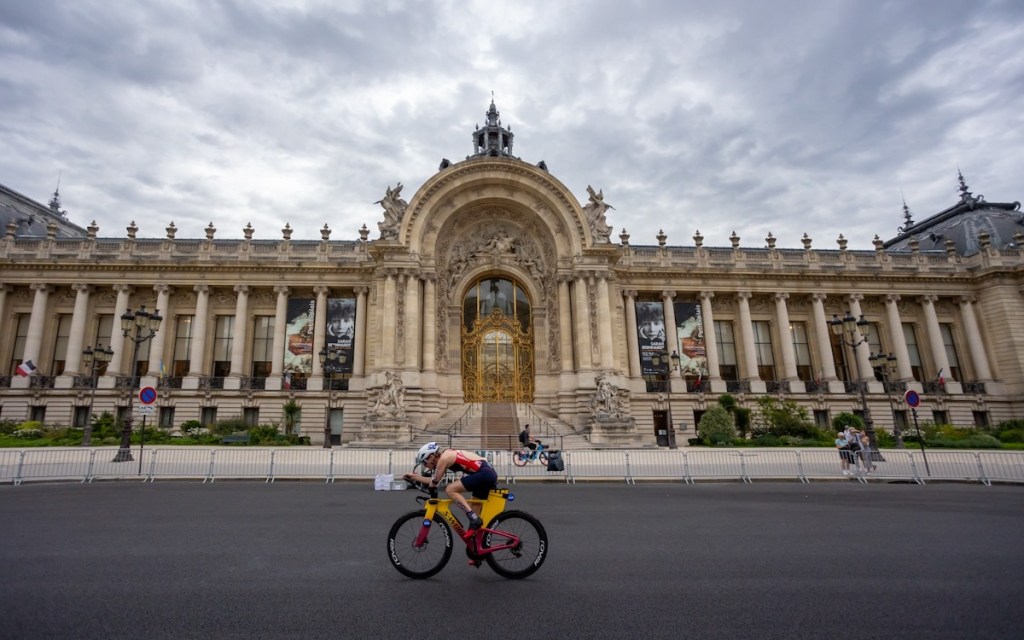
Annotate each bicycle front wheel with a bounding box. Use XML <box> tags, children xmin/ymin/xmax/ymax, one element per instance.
<box><xmin>387</xmin><ymin>511</ymin><xmax>453</xmax><ymax>579</ymax></box>
<box><xmin>538</xmin><ymin>452</ymin><xmax>549</xmax><ymax>466</ymax></box>
<box><xmin>483</xmin><ymin>510</ymin><xmax>548</xmax><ymax>579</ymax></box>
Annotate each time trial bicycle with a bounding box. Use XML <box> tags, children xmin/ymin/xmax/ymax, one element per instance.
<box><xmin>386</xmin><ymin>481</ymin><xmax>548</xmax><ymax>579</ymax></box>
<box><xmin>512</xmin><ymin>440</ymin><xmax>549</xmax><ymax>467</ymax></box>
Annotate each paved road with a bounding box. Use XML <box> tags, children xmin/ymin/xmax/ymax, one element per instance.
<box><xmin>2</xmin><ymin>481</ymin><xmax>1022</xmax><ymax>640</ymax></box>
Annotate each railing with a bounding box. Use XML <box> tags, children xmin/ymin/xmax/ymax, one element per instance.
<box><xmin>922</xmin><ymin>381</ymin><xmax>948</xmax><ymax>394</ymax></box>
<box><xmin>685</xmin><ymin>379</ymin><xmax>710</xmax><ymax>393</ymax></box>
<box><xmin>805</xmin><ymin>380</ymin><xmax>829</xmax><ymax>393</ymax></box>
<box><xmin>115</xmin><ymin>376</ymin><xmax>141</xmax><ymax>390</ymax></box>
<box><xmin>159</xmin><ymin>377</ymin><xmax>183</xmax><ymax>389</ymax></box>
<box><xmin>0</xmin><ymin>376</ymin><xmax>11</xmax><ymax>388</ymax></box>
<box><xmin>3</xmin><ymin>447</ymin><xmax>1022</xmax><ymax>486</ymax></box>
<box><xmin>726</xmin><ymin>380</ymin><xmax>750</xmax><ymax>393</ymax></box>
<box><xmin>199</xmin><ymin>376</ymin><xmax>225</xmax><ymax>390</ymax></box>
<box><xmin>963</xmin><ymin>382</ymin><xmax>987</xmax><ymax>394</ymax></box>
<box><xmin>29</xmin><ymin>376</ymin><xmax>55</xmax><ymax>389</ymax></box>
<box><xmin>766</xmin><ymin>380</ymin><xmax>789</xmax><ymax>394</ymax></box>
<box><xmin>883</xmin><ymin>380</ymin><xmax>908</xmax><ymax>394</ymax></box>
<box><xmin>240</xmin><ymin>377</ymin><xmax>266</xmax><ymax>390</ymax></box>
<box><xmin>73</xmin><ymin>376</ymin><xmax>97</xmax><ymax>389</ymax></box>
<box><xmin>844</xmin><ymin>380</ymin><xmax>861</xmax><ymax>393</ymax></box>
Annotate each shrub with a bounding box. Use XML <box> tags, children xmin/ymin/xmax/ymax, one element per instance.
<box><xmin>751</xmin><ymin>397</ymin><xmax>819</xmax><ymax>439</ymax></box>
<box><xmin>698</xmin><ymin>405</ymin><xmax>736</xmax><ymax>445</ymax></box>
<box><xmin>211</xmin><ymin>416</ymin><xmax>248</xmax><ymax>436</ymax></box>
<box><xmin>998</xmin><ymin>429</ymin><xmax>1024</xmax><ymax>444</ymax></box>
<box><xmin>832</xmin><ymin>412</ymin><xmax>864</xmax><ymax>432</ymax></box>
<box><xmin>0</xmin><ymin>419</ymin><xmax>19</xmax><ymax>435</ymax></box>
<box><xmin>717</xmin><ymin>394</ymin><xmax>737</xmax><ymax>413</ymax></box>
<box><xmin>248</xmin><ymin>424</ymin><xmax>280</xmax><ymax>444</ymax></box>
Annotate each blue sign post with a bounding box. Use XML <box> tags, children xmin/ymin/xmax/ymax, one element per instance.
<box><xmin>903</xmin><ymin>389</ymin><xmax>929</xmax><ymax>475</ymax></box>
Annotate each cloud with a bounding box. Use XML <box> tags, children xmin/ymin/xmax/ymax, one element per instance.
<box><xmin>0</xmin><ymin>0</ymin><xmax>1021</xmax><ymax>248</ymax></box>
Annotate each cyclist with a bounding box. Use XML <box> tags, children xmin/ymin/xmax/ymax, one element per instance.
<box><xmin>404</xmin><ymin>442</ymin><xmax>497</xmax><ymax>529</ymax></box>
<box><xmin>518</xmin><ymin>423</ymin><xmax>539</xmax><ymax>454</ymax></box>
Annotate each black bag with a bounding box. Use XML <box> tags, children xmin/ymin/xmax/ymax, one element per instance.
<box><xmin>518</xmin><ymin>430</ymin><xmax>527</xmax><ymax>444</ymax></box>
<box><xmin>546</xmin><ymin>450</ymin><xmax>564</xmax><ymax>472</ymax></box>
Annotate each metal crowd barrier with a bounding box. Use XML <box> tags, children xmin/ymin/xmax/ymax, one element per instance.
<box><xmin>3</xmin><ymin>447</ymin><xmax>1024</xmax><ymax>486</ymax></box>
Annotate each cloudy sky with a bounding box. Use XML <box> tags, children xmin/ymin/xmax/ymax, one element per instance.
<box><xmin>1</xmin><ymin>0</ymin><xmax>1021</xmax><ymax>249</ymax></box>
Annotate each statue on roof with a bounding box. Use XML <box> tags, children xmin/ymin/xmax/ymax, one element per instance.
<box><xmin>583</xmin><ymin>185</ymin><xmax>614</xmax><ymax>243</ymax></box>
<box><xmin>375</xmin><ymin>183</ymin><xmax>407</xmax><ymax>240</ymax></box>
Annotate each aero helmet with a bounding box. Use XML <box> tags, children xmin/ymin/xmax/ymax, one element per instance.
<box><xmin>416</xmin><ymin>442</ymin><xmax>440</xmax><ymax>465</ymax></box>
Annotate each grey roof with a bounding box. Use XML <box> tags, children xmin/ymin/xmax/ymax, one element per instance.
<box><xmin>883</xmin><ymin>176</ymin><xmax>1022</xmax><ymax>256</ymax></box>
<box><xmin>0</xmin><ymin>183</ymin><xmax>89</xmax><ymax>238</ymax></box>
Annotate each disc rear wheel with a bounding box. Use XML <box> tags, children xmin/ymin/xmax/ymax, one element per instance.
<box><xmin>387</xmin><ymin>511</ymin><xmax>453</xmax><ymax>579</ymax></box>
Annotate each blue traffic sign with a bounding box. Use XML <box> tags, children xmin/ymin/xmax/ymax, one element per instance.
<box><xmin>139</xmin><ymin>386</ymin><xmax>158</xmax><ymax>405</ymax></box>
<box><xmin>904</xmin><ymin>389</ymin><xmax>920</xmax><ymax>408</ymax></box>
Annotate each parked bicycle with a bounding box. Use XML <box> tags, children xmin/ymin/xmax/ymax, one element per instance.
<box><xmin>387</xmin><ymin>480</ymin><xmax>548</xmax><ymax>579</ymax></box>
<box><xmin>512</xmin><ymin>440</ymin><xmax>549</xmax><ymax>467</ymax></box>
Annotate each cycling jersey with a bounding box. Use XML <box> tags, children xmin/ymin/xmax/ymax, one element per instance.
<box><xmin>449</xmin><ymin>451</ymin><xmax>487</xmax><ymax>473</ymax></box>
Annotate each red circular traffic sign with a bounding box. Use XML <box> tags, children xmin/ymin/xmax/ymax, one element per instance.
<box><xmin>903</xmin><ymin>389</ymin><xmax>920</xmax><ymax>408</ymax></box>
<box><xmin>139</xmin><ymin>386</ymin><xmax>158</xmax><ymax>405</ymax></box>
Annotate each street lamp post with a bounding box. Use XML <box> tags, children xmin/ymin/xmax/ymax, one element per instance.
<box><xmin>318</xmin><ymin>345</ymin><xmax>347</xmax><ymax>449</ymax></box>
<box><xmin>81</xmin><ymin>344</ymin><xmax>114</xmax><ymax>447</ymax></box>
<box><xmin>829</xmin><ymin>312</ymin><xmax>882</xmax><ymax>458</ymax></box>
<box><xmin>870</xmin><ymin>351</ymin><xmax>904</xmax><ymax>449</ymax></box>
<box><xmin>113</xmin><ymin>305</ymin><xmax>163</xmax><ymax>463</ymax></box>
<box><xmin>660</xmin><ymin>350</ymin><xmax>682</xmax><ymax>449</ymax></box>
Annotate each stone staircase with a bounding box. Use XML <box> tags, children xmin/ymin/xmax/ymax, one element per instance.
<box><xmin>410</xmin><ymin>403</ymin><xmax>596</xmax><ymax>451</ymax></box>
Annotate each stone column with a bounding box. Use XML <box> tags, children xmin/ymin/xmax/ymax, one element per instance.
<box><xmin>404</xmin><ymin>273</ymin><xmax>421</xmax><ymax>369</ymax></box>
<box><xmin>661</xmin><ymin>290</ymin><xmax>678</xmax><ymax>356</ymax></box>
<box><xmin>23</xmin><ymin>283</ymin><xmax>52</xmax><ymax>369</ymax></box>
<box><xmin>624</xmin><ymin>289</ymin><xmax>641</xmax><ymax>378</ymax></box>
<box><xmin>0</xmin><ymin>286</ymin><xmax>9</xmax><ymax>336</ymax></box>
<box><xmin>558</xmin><ymin>276</ymin><xmax>574</xmax><ymax>371</ymax></box>
<box><xmin>736</xmin><ymin>291</ymin><xmax>759</xmax><ymax>381</ymax></box>
<box><xmin>847</xmin><ymin>294</ymin><xmax>873</xmax><ymax>381</ymax></box>
<box><xmin>573</xmin><ymin>274</ymin><xmax>593</xmax><ymax>370</ymax></box>
<box><xmin>269</xmin><ymin>286</ymin><xmax>289</xmax><ymax>388</ymax></box>
<box><xmin>884</xmin><ymin>294</ymin><xmax>914</xmax><ymax>380</ymax></box>
<box><xmin>107</xmin><ymin>285</ymin><xmax>133</xmax><ymax>376</ymax></box>
<box><xmin>145</xmin><ymin>284</ymin><xmax>173</xmax><ymax>377</ymax></box>
<box><xmin>774</xmin><ymin>293</ymin><xmax>798</xmax><ymax>380</ymax></box>
<box><xmin>421</xmin><ymin>278</ymin><xmax>436</xmax><ymax>372</ymax></box>
<box><xmin>699</xmin><ymin>291</ymin><xmax>720</xmax><ymax>382</ymax></box>
<box><xmin>64</xmin><ymin>284</ymin><xmax>93</xmax><ymax>376</ymax></box>
<box><xmin>188</xmin><ymin>285</ymin><xmax>211</xmax><ymax>377</ymax></box>
<box><xmin>811</xmin><ymin>293</ymin><xmax>838</xmax><ymax>381</ymax></box>
<box><xmin>958</xmin><ymin>295</ymin><xmax>992</xmax><ymax>382</ymax></box>
<box><xmin>596</xmin><ymin>274</ymin><xmax>615</xmax><ymax>369</ymax></box>
<box><xmin>920</xmin><ymin>295</ymin><xmax>952</xmax><ymax>384</ymax></box>
<box><xmin>353</xmin><ymin>286</ymin><xmax>369</xmax><ymax>376</ymax></box>
<box><xmin>380</xmin><ymin>271</ymin><xmax>397</xmax><ymax>367</ymax></box>
<box><xmin>227</xmin><ymin>285</ymin><xmax>249</xmax><ymax>377</ymax></box>
<box><xmin>312</xmin><ymin>285</ymin><xmax>329</xmax><ymax>379</ymax></box>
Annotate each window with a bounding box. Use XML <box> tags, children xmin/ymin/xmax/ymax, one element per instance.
<box><xmin>932</xmin><ymin>410</ymin><xmax>948</xmax><ymax>425</ymax></box>
<box><xmin>813</xmin><ymin>410</ymin><xmax>830</xmax><ymax>429</ymax></box>
<box><xmin>973</xmin><ymin>411</ymin><xmax>989</xmax><ymax>429</ymax></box>
<box><xmin>830</xmin><ymin>332</ymin><xmax>850</xmax><ymax>382</ymax></box>
<box><xmin>251</xmin><ymin>316</ymin><xmax>274</xmax><ymax>378</ymax></box>
<box><xmin>902</xmin><ymin>324</ymin><xmax>923</xmax><ymax>381</ymax></box>
<box><xmin>160</xmin><ymin>407</ymin><xmax>175</xmax><ymax>429</ymax></box>
<box><xmin>201</xmin><ymin>407</ymin><xmax>217</xmax><ymax>427</ymax></box>
<box><xmin>714</xmin><ymin>321</ymin><xmax>738</xmax><ymax>380</ymax></box>
<box><xmin>752</xmin><ymin>320</ymin><xmax>775</xmax><ymax>381</ymax></box>
<box><xmin>244</xmin><ymin>407</ymin><xmax>259</xmax><ymax>427</ymax></box>
<box><xmin>52</xmin><ymin>314</ymin><xmax>72</xmax><ymax>376</ymax></box>
<box><xmin>30</xmin><ymin>406</ymin><xmax>46</xmax><ymax>422</ymax></box>
<box><xmin>10</xmin><ymin>315</ymin><xmax>30</xmax><ymax>376</ymax></box>
<box><xmin>939</xmin><ymin>324</ymin><xmax>961</xmax><ymax>382</ymax></box>
<box><xmin>212</xmin><ymin>316</ymin><xmax>233</xmax><ymax>378</ymax></box>
<box><xmin>93</xmin><ymin>315</ymin><xmax>113</xmax><ymax>376</ymax></box>
<box><xmin>790</xmin><ymin>322</ymin><xmax>811</xmax><ymax>381</ymax></box>
<box><xmin>73</xmin><ymin>406</ymin><xmax>90</xmax><ymax>429</ymax></box>
<box><xmin>173</xmin><ymin>315</ymin><xmax>193</xmax><ymax>377</ymax></box>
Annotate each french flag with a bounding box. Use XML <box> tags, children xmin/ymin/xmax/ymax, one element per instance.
<box><xmin>16</xmin><ymin>360</ymin><xmax>37</xmax><ymax>377</ymax></box>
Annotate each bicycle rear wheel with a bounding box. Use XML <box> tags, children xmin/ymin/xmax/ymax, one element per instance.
<box><xmin>483</xmin><ymin>510</ymin><xmax>548</xmax><ymax>579</ymax></box>
<box><xmin>387</xmin><ymin>511</ymin><xmax>453</xmax><ymax>579</ymax></box>
<box><xmin>512</xmin><ymin>451</ymin><xmax>528</xmax><ymax>467</ymax></box>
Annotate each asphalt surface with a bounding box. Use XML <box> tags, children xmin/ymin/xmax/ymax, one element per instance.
<box><xmin>2</xmin><ymin>480</ymin><xmax>1023</xmax><ymax>640</ymax></box>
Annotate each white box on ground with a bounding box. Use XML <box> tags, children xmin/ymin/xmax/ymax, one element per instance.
<box><xmin>374</xmin><ymin>473</ymin><xmax>394</xmax><ymax>490</ymax></box>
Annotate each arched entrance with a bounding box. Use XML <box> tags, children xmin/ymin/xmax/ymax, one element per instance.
<box><xmin>461</xmin><ymin>276</ymin><xmax>534</xmax><ymax>403</ymax></box>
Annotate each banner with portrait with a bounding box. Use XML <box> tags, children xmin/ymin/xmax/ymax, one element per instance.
<box><xmin>673</xmin><ymin>301</ymin><xmax>707</xmax><ymax>377</ymax></box>
<box><xmin>284</xmin><ymin>298</ymin><xmax>315</xmax><ymax>375</ymax></box>
<box><xmin>635</xmin><ymin>300</ymin><xmax>667</xmax><ymax>377</ymax></box>
<box><xmin>326</xmin><ymin>297</ymin><xmax>356</xmax><ymax>374</ymax></box>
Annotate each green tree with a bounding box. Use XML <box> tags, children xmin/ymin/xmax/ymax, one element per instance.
<box><xmin>282</xmin><ymin>400</ymin><xmax>300</xmax><ymax>436</ymax></box>
<box><xmin>831</xmin><ymin>412</ymin><xmax>864</xmax><ymax>432</ymax></box>
<box><xmin>698</xmin><ymin>405</ymin><xmax>736</xmax><ymax>445</ymax></box>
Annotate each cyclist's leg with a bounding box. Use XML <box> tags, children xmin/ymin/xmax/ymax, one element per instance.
<box><xmin>443</xmin><ymin>478</ymin><xmax>476</xmax><ymax>516</ymax></box>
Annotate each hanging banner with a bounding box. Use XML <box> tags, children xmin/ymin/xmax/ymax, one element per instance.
<box><xmin>635</xmin><ymin>300</ymin><xmax>667</xmax><ymax>377</ymax></box>
<box><xmin>673</xmin><ymin>301</ymin><xmax>708</xmax><ymax>377</ymax></box>
<box><xmin>326</xmin><ymin>297</ymin><xmax>356</xmax><ymax>374</ymax></box>
<box><xmin>284</xmin><ymin>298</ymin><xmax>315</xmax><ymax>375</ymax></box>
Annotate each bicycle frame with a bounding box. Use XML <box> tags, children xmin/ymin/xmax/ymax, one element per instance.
<box><xmin>414</xmin><ymin>488</ymin><xmax>520</xmax><ymax>554</ymax></box>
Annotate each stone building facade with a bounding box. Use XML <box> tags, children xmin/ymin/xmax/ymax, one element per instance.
<box><xmin>1</xmin><ymin>101</ymin><xmax>1022</xmax><ymax>445</ymax></box>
